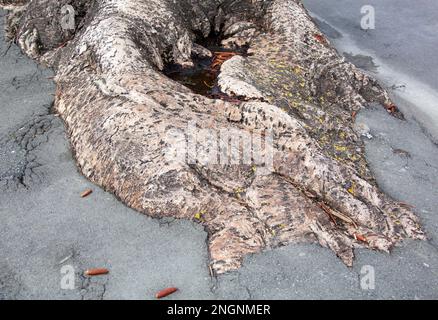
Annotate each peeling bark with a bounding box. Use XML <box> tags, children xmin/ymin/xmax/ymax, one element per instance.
<box><xmin>2</xmin><ymin>0</ymin><xmax>424</xmax><ymax>274</ymax></box>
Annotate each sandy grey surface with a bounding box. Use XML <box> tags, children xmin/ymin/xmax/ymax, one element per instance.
<box><xmin>303</xmin><ymin>0</ymin><xmax>438</xmax><ymax>91</ymax></box>
<box><xmin>303</xmin><ymin>0</ymin><xmax>438</xmax><ymax>143</ymax></box>
<box><xmin>1</xmin><ymin>4</ymin><xmax>438</xmax><ymax>300</ymax></box>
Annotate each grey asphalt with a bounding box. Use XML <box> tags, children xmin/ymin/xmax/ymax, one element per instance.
<box><xmin>1</xmin><ymin>3</ymin><xmax>438</xmax><ymax>300</ymax></box>
<box><xmin>303</xmin><ymin>0</ymin><xmax>438</xmax><ymax>142</ymax></box>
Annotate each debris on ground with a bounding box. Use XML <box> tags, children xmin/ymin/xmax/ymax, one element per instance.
<box><xmin>81</xmin><ymin>189</ymin><xmax>93</xmax><ymax>198</ymax></box>
<box><xmin>156</xmin><ymin>287</ymin><xmax>178</xmax><ymax>299</ymax></box>
<box><xmin>84</xmin><ymin>268</ymin><xmax>109</xmax><ymax>276</ymax></box>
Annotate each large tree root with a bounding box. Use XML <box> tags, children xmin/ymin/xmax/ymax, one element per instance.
<box><xmin>2</xmin><ymin>0</ymin><xmax>424</xmax><ymax>274</ymax></box>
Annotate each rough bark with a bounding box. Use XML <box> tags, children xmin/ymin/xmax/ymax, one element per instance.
<box><xmin>1</xmin><ymin>0</ymin><xmax>424</xmax><ymax>274</ymax></box>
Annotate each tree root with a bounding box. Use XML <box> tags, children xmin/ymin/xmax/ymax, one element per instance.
<box><xmin>2</xmin><ymin>0</ymin><xmax>425</xmax><ymax>273</ymax></box>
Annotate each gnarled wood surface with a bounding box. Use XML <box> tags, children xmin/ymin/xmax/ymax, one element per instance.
<box><xmin>1</xmin><ymin>0</ymin><xmax>424</xmax><ymax>274</ymax></box>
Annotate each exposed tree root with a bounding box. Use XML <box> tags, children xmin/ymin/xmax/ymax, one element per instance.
<box><xmin>2</xmin><ymin>0</ymin><xmax>424</xmax><ymax>273</ymax></box>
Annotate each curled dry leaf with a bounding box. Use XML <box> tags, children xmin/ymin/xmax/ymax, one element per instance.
<box><xmin>156</xmin><ymin>287</ymin><xmax>178</xmax><ymax>299</ymax></box>
<box><xmin>384</xmin><ymin>103</ymin><xmax>398</xmax><ymax>114</ymax></box>
<box><xmin>81</xmin><ymin>189</ymin><xmax>93</xmax><ymax>198</ymax></box>
<box><xmin>84</xmin><ymin>268</ymin><xmax>109</xmax><ymax>276</ymax></box>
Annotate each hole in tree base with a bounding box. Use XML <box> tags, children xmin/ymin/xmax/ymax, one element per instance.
<box><xmin>164</xmin><ymin>54</ymin><xmax>219</xmax><ymax>96</ymax></box>
<box><xmin>164</xmin><ymin>34</ymin><xmax>249</xmax><ymax>99</ymax></box>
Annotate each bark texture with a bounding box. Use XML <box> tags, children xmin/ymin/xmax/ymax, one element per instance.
<box><xmin>2</xmin><ymin>0</ymin><xmax>424</xmax><ymax>273</ymax></box>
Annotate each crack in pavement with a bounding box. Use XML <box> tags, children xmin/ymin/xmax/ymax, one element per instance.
<box><xmin>0</xmin><ymin>114</ymin><xmax>59</xmax><ymax>191</ymax></box>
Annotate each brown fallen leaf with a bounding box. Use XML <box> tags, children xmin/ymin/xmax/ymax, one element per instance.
<box><xmin>213</xmin><ymin>51</ymin><xmax>237</xmax><ymax>57</ymax></box>
<box><xmin>211</xmin><ymin>52</ymin><xmax>238</xmax><ymax>70</ymax></box>
<box><xmin>84</xmin><ymin>268</ymin><xmax>109</xmax><ymax>276</ymax></box>
<box><xmin>384</xmin><ymin>103</ymin><xmax>398</xmax><ymax>114</ymax></box>
<box><xmin>156</xmin><ymin>287</ymin><xmax>178</xmax><ymax>299</ymax></box>
<box><xmin>81</xmin><ymin>189</ymin><xmax>93</xmax><ymax>198</ymax></box>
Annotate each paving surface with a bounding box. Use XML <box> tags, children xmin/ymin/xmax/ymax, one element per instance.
<box><xmin>1</xmin><ymin>3</ymin><xmax>438</xmax><ymax>300</ymax></box>
<box><xmin>303</xmin><ymin>0</ymin><xmax>438</xmax><ymax>142</ymax></box>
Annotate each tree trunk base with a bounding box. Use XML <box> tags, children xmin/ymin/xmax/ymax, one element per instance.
<box><xmin>2</xmin><ymin>0</ymin><xmax>424</xmax><ymax>274</ymax></box>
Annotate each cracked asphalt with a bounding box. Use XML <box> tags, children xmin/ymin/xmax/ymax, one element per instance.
<box><xmin>1</xmin><ymin>3</ymin><xmax>438</xmax><ymax>300</ymax></box>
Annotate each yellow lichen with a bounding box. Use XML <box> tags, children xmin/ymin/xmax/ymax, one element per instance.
<box><xmin>194</xmin><ymin>209</ymin><xmax>207</xmax><ymax>221</ymax></box>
